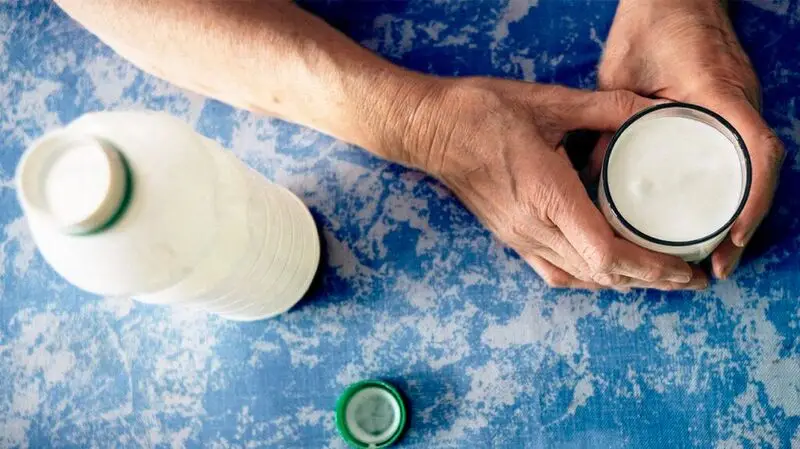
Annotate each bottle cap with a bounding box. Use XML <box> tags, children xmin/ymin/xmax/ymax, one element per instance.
<box><xmin>335</xmin><ymin>380</ymin><xmax>407</xmax><ymax>448</ymax></box>
<box><xmin>17</xmin><ymin>131</ymin><xmax>131</xmax><ymax>235</ymax></box>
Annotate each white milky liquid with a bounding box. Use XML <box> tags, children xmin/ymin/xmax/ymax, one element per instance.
<box><xmin>606</xmin><ymin>116</ymin><xmax>743</xmax><ymax>242</ymax></box>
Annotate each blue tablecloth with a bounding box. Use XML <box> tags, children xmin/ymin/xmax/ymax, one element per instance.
<box><xmin>1</xmin><ymin>1</ymin><xmax>799</xmax><ymax>447</ymax></box>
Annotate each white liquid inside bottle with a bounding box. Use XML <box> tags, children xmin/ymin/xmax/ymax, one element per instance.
<box><xmin>16</xmin><ymin>111</ymin><xmax>320</xmax><ymax>321</ymax></box>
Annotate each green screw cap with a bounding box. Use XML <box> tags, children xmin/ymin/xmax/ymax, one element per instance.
<box><xmin>335</xmin><ymin>380</ymin><xmax>407</xmax><ymax>448</ymax></box>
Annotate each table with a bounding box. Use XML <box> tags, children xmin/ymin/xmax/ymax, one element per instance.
<box><xmin>1</xmin><ymin>0</ymin><xmax>799</xmax><ymax>447</ymax></box>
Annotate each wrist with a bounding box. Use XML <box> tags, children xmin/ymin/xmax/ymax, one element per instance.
<box><xmin>376</xmin><ymin>76</ymin><xmax>516</xmax><ymax>176</ymax></box>
<box><xmin>338</xmin><ymin>65</ymin><xmax>448</xmax><ymax>169</ymax></box>
<box><xmin>353</xmin><ymin>68</ymin><xmax>446</xmax><ymax>167</ymax></box>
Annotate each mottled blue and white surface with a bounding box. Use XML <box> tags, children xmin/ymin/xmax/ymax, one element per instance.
<box><xmin>2</xmin><ymin>0</ymin><xmax>800</xmax><ymax>447</ymax></box>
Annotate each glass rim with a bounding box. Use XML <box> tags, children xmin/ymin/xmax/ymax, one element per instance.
<box><xmin>601</xmin><ymin>102</ymin><xmax>752</xmax><ymax>247</ymax></box>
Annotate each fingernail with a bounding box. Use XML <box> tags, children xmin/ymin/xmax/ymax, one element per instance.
<box><xmin>723</xmin><ymin>258</ymin><xmax>741</xmax><ymax>279</ymax></box>
<box><xmin>733</xmin><ymin>230</ymin><xmax>752</xmax><ymax>248</ymax></box>
<box><xmin>669</xmin><ymin>274</ymin><xmax>692</xmax><ymax>283</ymax></box>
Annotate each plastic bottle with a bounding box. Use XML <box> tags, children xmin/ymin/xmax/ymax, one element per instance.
<box><xmin>16</xmin><ymin>111</ymin><xmax>320</xmax><ymax>321</ymax></box>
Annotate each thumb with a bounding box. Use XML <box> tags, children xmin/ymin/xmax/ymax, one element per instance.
<box><xmin>568</xmin><ymin>90</ymin><xmax>664</xmax><ymax>132</ymax></box>
<box><xmin>702</xmin><ymin>98</ymin><xmax>784</xmax><ymax>247</ymax></box>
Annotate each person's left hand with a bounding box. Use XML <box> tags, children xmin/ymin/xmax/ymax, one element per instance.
<box><xmin>593</xmin><ymin>0</ymin><xmax>785</xmax><ymax>279</ymax></box>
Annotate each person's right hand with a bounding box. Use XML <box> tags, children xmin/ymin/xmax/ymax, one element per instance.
<box><xmin>398</xmin><ymin>78</ymin><xmax>708</xmax><ymax>290</ymax></box>
<box><xmin>594</xmin><ymin>0</ymin><xmax>784</xmax><ymax>280</ymax></box>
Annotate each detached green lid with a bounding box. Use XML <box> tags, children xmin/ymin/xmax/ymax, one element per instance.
<box><xmin>335</xmin><ymin>380</ymin><xmax>407</xmax><ymax>448</ymax></box>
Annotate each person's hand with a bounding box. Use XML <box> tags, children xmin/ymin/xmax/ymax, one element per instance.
<box><xmin>398</xmin><ymin>77</ymin><xmax>707</xmax><ymax>290</ymax></box>
<box><xmin>596</xmin><ymin>0</ymin><xmax>785</xmax><ymax>279</ymax></box>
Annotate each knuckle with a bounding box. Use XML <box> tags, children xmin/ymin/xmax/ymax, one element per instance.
<box><xmin>582</xmin><ymin>242</ymin><xmax>615</xmax><ymax>276</ymax></box>
<box><xmin>502</xmin><ymin>223</ymin><xmax>543</xmax><ymax>252</ymax></box>
<box><xmin>503</xmin><ymin>208</ymin><xmax>556</xmax><ymax>249</ymax></box>
<box><xmin>592</xmin><ymin>272</ymin><xmax>623</xmax><ymax>286</ymax></box>
<box><xmin>609</xmin><ymin>89</ymin><xmax>638</xmax><ymax>115</ymax></box>
<box><xmin>596</xmin><ymin>70</ymin><xmax>614</xmax><ymax>91</ymax></box>
<box><xmin>641</xmin><ymin>266</ymin><xmax>663</xmax><ymax>283</ymax></box>
<box><xmin>658</xmin><ymin>283</ymin><xmax>678</xmax><ymax>291</ymax></box>
<box><xmin>542</xmin><ymin>270</ymin><xmax>571</xmax><ymax>288</ymax></box>
<box><xmin>591</xmin><ymin>272</ymin><xmax>612</xmax><ymax>285</ymax></box>
<box><xmin>573</xmin><ymin>270</ymin><xmax>597</xmax><ymax>284</ymax></box>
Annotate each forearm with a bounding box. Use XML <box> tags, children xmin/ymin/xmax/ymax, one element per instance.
<box><xmin>54</xmin><ymin>0</ymin><xmax>437</xmax><ymax>163</ymax></box>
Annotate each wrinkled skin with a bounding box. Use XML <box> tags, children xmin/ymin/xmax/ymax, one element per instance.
<box><xmin>594</xmin><ymin>0</ymin><xmax>785</xmax><ymax>279</ymax></box>
<box><xmin>405</xmin><ymin>78</ymin><xmax>707</xmax><ymax>290</ymax></box>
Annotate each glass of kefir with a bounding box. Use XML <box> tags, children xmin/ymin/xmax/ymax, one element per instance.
<box><xmin>599</xmin><ymin>103</ymin><xmax>751</xmax><ymax>262</ymax></box>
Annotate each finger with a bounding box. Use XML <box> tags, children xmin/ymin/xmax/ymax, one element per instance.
<box><xmin>545</xmin><ymin>150</ymin><xmax>628</xmax><ymax>286</ymax></box>
<box><xmin>526</xmin><ymin>254</ymin><xmax>604</xmax><ymax>290</ymax></box>
<box><xmin>609</xmin><ymin>240</ymin><xmax>694</xmax><ymax>284</ymax></box>
<box><xmin>615</xmin><ymin>266</ymin><xmax>709</xmax><ymax>291</ymax></box>
<box><xmin>559</xmin><ymin>89</ymin><xmax>661</xmax><ymax>132</ymax></box>
<box><xmin>542</xmin><ymin>234</ymin><xmax>596</xmax><ymax>283</ymax></box>
<box><xmin>549</xmin><ymin>170</ymin><xmax>694</xmax><ymax>284</ymax></box>
<box><xmin>527</xmin><ymin>243</ymin><xmax>707</xmax><ymax>291</ymax></box>
<box><xmin>516</xmin><ymin>234</ymin><xmax>595</xmax><ymax>283</ymax></box>
<box><xmin>731</xmin><ymin>113</ymin><xmax>783</xmax><ymax>247</ymax></box>
<box><xmin>533</xmin><ymin>242</ymin><xmax>633</xmax><ymax>291</ymax></box>
<box><xmin>618</xmin><ymin>280</ymin><xmax>706</xmax><ymax>291</ymax></box>
<box><xmin>702</xmin><ymin>97</ymin><xmax>785</xmax><ymax>247</ymax></box>
<box><xmin>536</xmin><ymin>225</ymin><xmax>618</xmax><ymax>285</ymax></box>
<box><xmin>710</xmin><ymin>236</ymin><xmax>745</xmax><ymax>279</ymax></box>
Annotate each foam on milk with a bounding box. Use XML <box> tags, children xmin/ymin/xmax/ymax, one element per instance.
<box><xmin>606</xmin><ymin>116</ymin><xmax>743</xmax><ymax>242</ymax></box>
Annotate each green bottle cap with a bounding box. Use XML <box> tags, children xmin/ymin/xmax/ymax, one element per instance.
<box><xmin>335</xmin><ymin>380</ymin><xmax>407</xmax><ymax>448</ymax></box>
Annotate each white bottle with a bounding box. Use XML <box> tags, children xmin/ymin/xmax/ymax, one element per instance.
<box><xmin>16</xmin><ymin>111</ymin><xmax>320</xmax><ymax>321</ymax></box>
